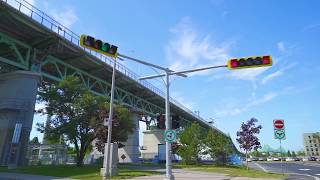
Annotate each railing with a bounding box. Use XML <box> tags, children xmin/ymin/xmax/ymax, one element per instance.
<box><xmin>1</xmin><ymin>0</ymin><xmax>210</xmax><ymax>125</ymax></box>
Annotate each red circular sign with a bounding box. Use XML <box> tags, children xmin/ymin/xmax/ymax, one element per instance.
<box><xmin>274</xmin><ymin>120</ymin><xmax>284</xmax><ymax>129</ymax></box>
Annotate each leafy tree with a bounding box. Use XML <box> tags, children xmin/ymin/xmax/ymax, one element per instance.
<box><xmin>236</xmin><ymin>118</ymin><xmax>262</xmax><ymax>170</ymax></box>
<box><xmin>177</xmin><ymin>123</ymin><xmax>204</xmax><ymax>164</ymax></box>
<box><xmin>287</xmin><ymin>150</ymin><xmax>292</xmax><ymax>157</ymax></box>
<box><xmin>291</xmin><ymin>151</ymin><xmax>296</xmax><ymax>157</ymax></box>
<box><xmin>297</xmin><ymin>150</ymin><xmax>306</xmax><ymax>156</ymax></box>
<box><xmin>36</xmin><ymin>76</ymin><xmax>134</xmax><ymax>166</ymax></box>
<box><xmin>30</xmin><ymin>137</ymin><xmax>40</xmax><ymax>145</ymax></box>
<box><xmin>251</xmin><ymin>150</ymin><xmax>262</xmax><ymax>158</ymax></box>
<box><xmin>204</xmin><ymin>130</ymin><xmax>233</xmax><ymax>165</ymax></box>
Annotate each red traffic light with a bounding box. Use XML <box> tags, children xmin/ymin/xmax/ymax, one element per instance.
<box><xmin>227</xmin><ymin>56</ymin><xmax>272</xmax><ymax>70</ymax></box>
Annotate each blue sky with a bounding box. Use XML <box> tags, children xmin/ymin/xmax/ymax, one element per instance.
<box><xmin>24</xmin><ymin>0</ymin><xmax>320</xmax><ymax>152</ymax></box>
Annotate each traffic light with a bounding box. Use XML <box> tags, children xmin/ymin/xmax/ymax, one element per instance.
<box><xmin>227</xmin><ymin>56</ymin><xmax>272</xmax><ymax>70</ymax></box>
<box><xmin>80</xmin><ymin>35</ymin><xmax>118</xmax><ymax>58</ymax></box>
<box><xmin>156</xmin><ymin>114</ymin><xmax>165</xmax><ymax>129</ymax></box>
<box><xmin>172</xmin><ymin>115</ymin><xmax>180</xmax><ymax>129</ymax></box>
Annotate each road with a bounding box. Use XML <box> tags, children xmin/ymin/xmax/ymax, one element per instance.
<box><xmin>250</xmin><ymin>162</ymin><xmax>320</xmax><ymax>180</ymax></box>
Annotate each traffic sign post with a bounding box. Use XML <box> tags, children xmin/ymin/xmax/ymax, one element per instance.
<box><xmin>273</xmin><ymin>119</ymin><xmax>285</xmax><ymax>174</ymax></box>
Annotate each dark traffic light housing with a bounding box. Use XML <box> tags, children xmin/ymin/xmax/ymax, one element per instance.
<box><xmin>80</xmin><ymin>35</ymin><xmax>118</xmax><ymax>58</ymax></box>
<box><xmin>227</xmin><ymin>56</ymin><xmax>272</xmax><ymax>70</ymax></box>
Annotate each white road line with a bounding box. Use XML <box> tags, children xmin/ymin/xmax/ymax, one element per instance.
<box><xmin>298</xmin><ymin>168</ymin><xmax>311</xmax><ymax>171</ymax></box>
<box><xmin>288</xmin><ymin>173</ymin><xmax>320</xmax><ymax>180</ymax></box>
<box><xmin>254</xmin><ymin>163</ymin><xmax>268</xmax><ymax>172</ymax></box>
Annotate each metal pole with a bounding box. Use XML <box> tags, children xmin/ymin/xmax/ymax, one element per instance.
<box><xmin>165</xmin><ymin>71</ymin><xmax>174</xmax><ymax>180</ymax></box>
<box><xmin>280</xmin><ymin>139</ymin><xmax>283</xmax><ymax>174</ymax></box>
<box><xmin>103</xmin><ymin>59</ymin><xmax>116</xmax><ymax>179</ymax></box>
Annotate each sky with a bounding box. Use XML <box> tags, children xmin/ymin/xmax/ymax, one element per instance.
<box><xmin>20</xmin><ymin>0</ymin><xmax>320</xmax><ymax>152</ymax></box>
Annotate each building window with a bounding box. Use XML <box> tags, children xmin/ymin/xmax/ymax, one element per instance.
<box><xmin>310</xmin><ymin>140</ymin><xmax>312</xmax><ymax>143</ymax></box>
<box><xmin>306</xmin><ymin>148</ymin><xmax>309</xmax><ymax>151</ymax></box>
<box><xmin>316</xmin><ymin>148</ymin><xmax>318</xmax><ymax>152</ymax></box>
<box><xmin>308</xmin><ymin>136</ymin><xmax>311</xmax><ymax>139</ymax></box>
<box><xmin>311</xmin><ymin>148</ymin><xmax>313</xmax><ymax>151</ymax></box>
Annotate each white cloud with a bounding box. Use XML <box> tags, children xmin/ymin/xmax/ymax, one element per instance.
<box><xmin>215</xmin><ymin>91</ymin><xmax>278</xmax><ymax>117</ymax></box>
<box><xmin>215</xmin><ymin>87</ymin><xmax>294</xmax><ymax>117</ymax></box>
<box><xmin>171</xmin><ymin>91</ymin><xmax>195</xmax><ymax>110</ymax></box>
<box><xmin>277</xmin><ymin>42</ymin><xmax>286</xmax><ymax>53</ymax></box>
<box><xmin>166</xmin><ymin>17</ymin><xmax>232</xmax><ymax>76</ymax></box>
<box><xmin>302</xmin><ymin>23</ymin><xmax>320</xmax><ymax>32</ymax></box>
<box><xmin>261</xmin><ymin>70</ymin><xmax>283</xmax><ymax>84</ymax></box>
<box><xmin>261</xmin><ymin>63</ymin><xmax>296</xmax><ymax>85</ymax></box>
<box><xmin>50</xmin><ymin>8</ymin><xmax>78</xmax><ymax>29</ymax></box>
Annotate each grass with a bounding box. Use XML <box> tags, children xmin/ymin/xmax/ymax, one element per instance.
<box><xmin>174</xmin><ymin>164</ymin><xmax>288</xmax><ymax>179</ymax></box>
<box><xmin>0</xmin><ymin>165</ymin><xmax>161</xmax><ymax>179</ymax></box>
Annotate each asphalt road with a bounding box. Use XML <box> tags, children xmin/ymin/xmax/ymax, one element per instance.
<box><xmin>250</xmin><ymin>162</ymin><xmax>320</xmax><ymax>180</ymax></box>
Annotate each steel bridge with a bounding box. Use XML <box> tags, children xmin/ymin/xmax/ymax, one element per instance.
<box><xmin>0</xmin><ymin>0</ymin><xmax>226</xmax><ymax>134</ymax></box>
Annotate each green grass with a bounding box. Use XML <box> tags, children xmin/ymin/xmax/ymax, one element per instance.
<box><xmin>0</xmin><ymin>165</ymin><xmax>161</xmax><ymax>179</ymax></box>
<box><xmin>174</xmin><ymin>164</ymin><xmax>288</xmax><ymax>179</ymax></box>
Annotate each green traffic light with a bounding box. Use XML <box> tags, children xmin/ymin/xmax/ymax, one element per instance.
<box><xmin>101</xmin><ymin>43</ymin><xmax>110</xmax><ymax>52</ymax></box>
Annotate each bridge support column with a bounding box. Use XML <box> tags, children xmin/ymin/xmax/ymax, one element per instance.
<box><xmin>0</xmin><ymin>71</ymin><xmax>40</xmax><ymax>166</ymax></box>
<box><xmin>141</xmin><ymin>129</ymin><xmax>165</xmax><ymax>160</ymax></box>
<box><xmin>118</xmin><ymin>113</ymin><xmax>140</xmax><ymax>163</ymax></box>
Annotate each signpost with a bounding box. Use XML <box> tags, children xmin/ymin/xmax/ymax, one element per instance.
<box><xmin>273</xmin><ymin>119</ymin><xmax>285</xmax><ymax>174</ymax></box>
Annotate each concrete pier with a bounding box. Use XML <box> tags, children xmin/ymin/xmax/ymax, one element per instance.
<box><xmin>0</xmin><ymin>71</ymin><xmax>40</xmax><ymax>166</ymax></box>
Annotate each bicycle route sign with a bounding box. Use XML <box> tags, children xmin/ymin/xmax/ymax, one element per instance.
<box><xmin>164</xmin><ymin>130</ymin><xmax>177</xmax><ymax>143</ymax></box>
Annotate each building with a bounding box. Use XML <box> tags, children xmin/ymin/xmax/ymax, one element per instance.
<box><xmin>303</xmin><ymin>132</ymin><xmax>320</xmax><ymax>156</ymax></box>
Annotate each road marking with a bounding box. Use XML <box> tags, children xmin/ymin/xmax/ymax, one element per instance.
<box><xmin>254</xmin><ymin>163</ymin><xmax>268</xmax><ymax>172</ymax></box>
<box><xmin>298</xmin><ymin>168</ymin><xmax>310</xmax><ymax>171</ymax></box>
<box><xmin>288</xmin><ymin>173</ymin><xmax>320</xmax><ymax>180</ymax></box>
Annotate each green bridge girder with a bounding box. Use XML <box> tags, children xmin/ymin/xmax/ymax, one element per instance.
<box><xmin>0</xmin><ymin>0</ymin><xmax>228</xmax><ymax>134</ymax></box>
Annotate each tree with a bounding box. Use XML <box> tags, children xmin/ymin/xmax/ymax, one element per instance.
<box><xmin>236</xmin><ymin>118</ymin><xmax>262</xmax><ymax>170</ymax></box>
<box><xmin>297</xmin><ymin>150</ymin><xmax>306</xmax><ymax>156</ymax></box>
<box><xmin>204</xmin><ymin>130</ymin><xmax>233</xmax><ymax>165</ymax></box>
<box><xmin>287</xmin><ymin>150</ymin><xmax>292</xmax><ymax>157</ymax></box>
<box><xmin>177</xmin><ymin>123</ymin><xmax>204</xmax><ymax>164</ymax></box>
<box><xmin>291</xmin><ymin>151</ymin><xmax>296</xmax><ymax>157</ymax></box>
<box><xmin>36</xmin><ymin>76</ymin><xmax>134</xmax><ymax>166</ymax></box>
<box><xmin>30</xmin><ymin>137</ymin><xmax>40</xmax><ymax>145</ymax></box>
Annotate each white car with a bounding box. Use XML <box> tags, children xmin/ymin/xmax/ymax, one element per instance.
<box><xmin>286</xmin><ymin>157</ymin><xmax>294</xmax><ymax>161</ymax></box>
<box><xmin>267</xmin><ymin>157</ymin><xmax>273</xmax><ymax>161</ymax></box>
<box><xmin>302</xmin><ymin>157</ymin><xmax>309</xmax><ymax>161</ymax></box>
<box><xmin>273</xmin><ymin>157</ymin><xmax>280</xmax><ymax>161</ymax></box>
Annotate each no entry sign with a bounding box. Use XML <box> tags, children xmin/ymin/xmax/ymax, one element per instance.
<box><xmin>274</xmin><ymin>119</ymin><xmax>284</xmax><ymax>129</ymax></box>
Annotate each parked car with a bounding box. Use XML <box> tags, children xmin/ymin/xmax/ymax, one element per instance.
<box><xmin>267</xmin><ymin>157</ymin><xmax>273</xmax><ymax>161</ymax></box>
<box><xmin>309</xmin><ymin>157</ymin><xmax>317</xmax><ymax>161</ymax></box>
<box><xmin>252</xmin><ymin>157</ymin><xmax>259</xmax><ymax>161</ymax></box>
<box><xmin>302</xmin><ymin>157</ymin><xmax>309</xmax><ymax>161</ymax></box>
<box><xmin>286</xmin><ymin>157</ymin><xmax>294</xmax><ymax>161</ymax></box>
<box><xmin>246</xmin><ymin>158</ymin><xmax>252</xmax><ymax>162</ymax></box>
<box><xmin>273</xmin><ymin>157</ymin><xmax>280</xmax><ymax>161</ymax></box>
<box><xmin>294</xmin><ymin>157</ymin><xmax>301</xmax><ymax>161</ymax></box>
<box><xmin>259</xmin><ymin>157</ymin><xmax>267</xmax><ymax>161</ymax></box>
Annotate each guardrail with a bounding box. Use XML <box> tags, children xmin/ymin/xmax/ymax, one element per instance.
<box><xmin>1</xmin><ymin>0</ymin><xmax>211</xmax><ymax>126</ymax></box>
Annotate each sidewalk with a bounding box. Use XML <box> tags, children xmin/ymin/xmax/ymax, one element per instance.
<box><xmin>129</xmin><ymin>169</ymin><xmax>280</xmax><ymax>180</ymax></box>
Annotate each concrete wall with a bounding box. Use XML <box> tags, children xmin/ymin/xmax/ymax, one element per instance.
<box><xmin>0</xmin><ymin>71</ymin><xmax>40</xmax><ymax>166</ymax></box>
<box><xmin>118</xmin><ymin>113</ymin><xmax>140</xmax><ymax>163</ymax></box>
<box><xmin>141</xmin><ymin>129</ymin><xmax>165</xmax><ymax>160</ymax></box>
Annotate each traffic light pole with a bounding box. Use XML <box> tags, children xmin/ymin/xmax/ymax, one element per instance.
<box><xmin>103</xmin><ymin>58</ymin><xmax>116</xmax><ymax>180</ymax></box>
<box><xmin>119</xmin><ymin>53</ymin><xmax>229</xmax><ymax>180</ymax></box>
<box><xmin>165</xmin><ymin>71</ymin><xmax>174</xmax><ymax>180</ymax></box>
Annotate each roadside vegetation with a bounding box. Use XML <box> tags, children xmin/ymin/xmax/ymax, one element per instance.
<box><xmin>174</xmin><ymin>164</ymin><xmax>288</xmax><ymax>179</ymax></box>
<box><xmin>0</xmin><ymin>165</ymin><xmax>161</xmax><ymax>179</ymax></box>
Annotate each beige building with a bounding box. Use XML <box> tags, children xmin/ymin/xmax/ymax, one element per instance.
<box><xmin>303</xmin><ymin>132</ymin><xmax>320</xmax><ymax>156</ymax></box>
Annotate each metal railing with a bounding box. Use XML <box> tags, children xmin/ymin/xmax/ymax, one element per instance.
<box><xmin>2</xmin><ymin>0</ymin><xmax>210</xmax><ymax>125</ymax></box>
